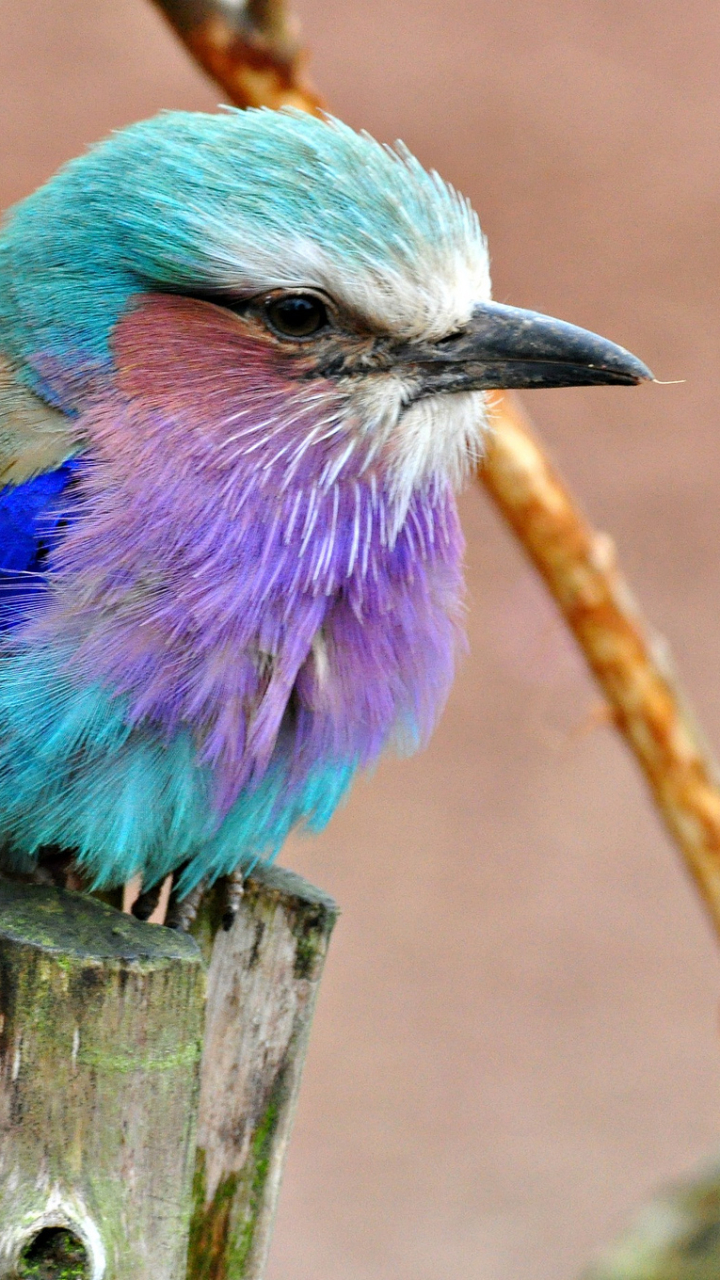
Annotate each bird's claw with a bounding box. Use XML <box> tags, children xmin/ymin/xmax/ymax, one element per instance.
<box><xmin>165</xmin><ymin>877</ymin><xmax>207</xmax><ymax>931</ymax></box>
<box><xmin>162</xmin><ymin>868</ymin><xmax>244</xmax><ymax>933</ymax></box>
<box><xmin>221</xmin><ymin>868</ymin><xmax>244</xmax><ymax>931</ymax></box>
<box><xmin>131</xmin><ymin>880</ymin><xmax>163</xmax><ymax>921</ymax></box>
<box><xmin>35</xmin><ymin>847</ymin><xmax>86</xmax><ymax>891</ymax></box>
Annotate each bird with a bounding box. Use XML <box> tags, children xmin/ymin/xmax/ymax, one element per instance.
<box><xmin>0</xmin><ymin>108</ymin><xmax>652</xmax><ymax>926</ymax></box>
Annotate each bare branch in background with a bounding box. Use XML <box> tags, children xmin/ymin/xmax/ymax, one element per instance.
<box><xmin>151</xmin><ymin>0</ymin><xmax>324</xmax><ymax>111</ymax></box>
<box><xmin>152</xmin><ymin>0</ymin><xmax>720</xmax><ymax>941</ymax></box>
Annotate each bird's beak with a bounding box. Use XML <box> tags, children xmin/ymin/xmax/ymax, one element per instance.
<box><xmin>399</xmin><ymin>301</ymin><xmax>653</xmax><ymax>396</ymax></box>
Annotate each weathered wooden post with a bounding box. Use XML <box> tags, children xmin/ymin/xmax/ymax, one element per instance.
<box><xmin>0</xmin><ymin>866</ymin><xmax>337</xmax><ymax>1278</ymax></box>
<box><xmin>188</xmin><ymin>867</ymin><xmax>339</xmax><ymax>1279</ymax></box>
<box><xmin>0</xmin><ymin>878</ymin><xmax>205</xmax><ymax>1278</ymax></box>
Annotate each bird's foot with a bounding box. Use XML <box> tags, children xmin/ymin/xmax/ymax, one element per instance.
<box><xmin>163</xmin><ymin>868</ymin><xmax>244</xmax><ymax>933</ymax></box>
<box><xmin>165</xmin><ymin>877</ymin><xmax>208</xmax><ymax>932</ymax></box>
<box><xmin>26</xmin><ymin>864</ymin><xmax>56</xmax><ymax>887</ymax></box>
<box><xmin>131</xmin><ymin>880</ymin><xmax>163</xmax><ymax>922</ymax></box>
<box><xmin>35</xmin><ymin>847</ymin><xmax>87</xmax><ymax>891</ymax></box>
<box><xmin>221</xmin><ymin>868</ymin><xmax>244</xmax><ymax>932</ymax></box>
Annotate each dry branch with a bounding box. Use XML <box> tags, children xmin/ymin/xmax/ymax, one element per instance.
<box><xmin>151</xmin><ymin>0</ymin><xmax>324</xmax><ymax>112</ymax></box>
<box><xmin>152</xmin><ymin>0</ymin><xmax>720</xmax><ymax>940</ymax></box>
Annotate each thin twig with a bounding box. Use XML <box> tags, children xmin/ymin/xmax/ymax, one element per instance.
<box><xmin>151</xmin><ymin>0</ymin><xmax>720</xmax><ymax>940</ymax></box>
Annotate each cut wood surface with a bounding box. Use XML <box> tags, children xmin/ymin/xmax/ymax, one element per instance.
<box><xmin>187</xmin><ymin>865</ymin><xmax>338</xmax><ymax>1280</ymax></box>
<box><xmin>0</xmin><ymin>878</ymin><xmax>205</xmax><ymax>1280</ymax></box>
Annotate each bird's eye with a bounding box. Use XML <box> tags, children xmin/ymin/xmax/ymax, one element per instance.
<box><xmin>263</xmin><ymin>294</ymin><xmax>329</xmax><ymax>340</ymax></box>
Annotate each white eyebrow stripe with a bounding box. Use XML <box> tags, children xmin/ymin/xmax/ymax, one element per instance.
<box><xmin>191</xmin><ymin>220</ymin><xmax>492</xmax><ymax>344</ymax></box>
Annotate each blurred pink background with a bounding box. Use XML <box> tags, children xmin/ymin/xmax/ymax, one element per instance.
<box><xmin>3</xmin><ymin>3</ymin><xmax>720</xmax><ymax>1276</ymax></box>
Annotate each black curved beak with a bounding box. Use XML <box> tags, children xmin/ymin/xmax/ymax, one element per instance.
<box><xmin>399</xmin><ymin>302</ymin><xmax>653</xmax><ymax>397</ymax></box>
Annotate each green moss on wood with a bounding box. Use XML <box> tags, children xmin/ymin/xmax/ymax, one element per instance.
<box><xmin>0</xmin><ymin>941</ymin><xmax>203</xmax><ymax>1083</ymax></box>
<box><xmin>187</xmin><ymin>1074</ymin><xmax>285</xmax><ymax>1279</ymax></box>
<box><xmin>77</xmin><ymin>1038</ymin><xmax>202</xmax><ymax>1074</ymax></box>
<box><xmin>291</xmin><ymin>904</ymin><xmax>330</xmax><ymax>979</ymax></box>
<box><xmin>229</xmin><ymin>1091</ymin><xmax>281</xmax><ymax>1274</ymax></box>
<box><xmin>188</xmin><ymin>1159</ymin><xmax>241</xmax><ymax>1280</ymax></box>
<box><xmin>0</xmin><ymin>878</ymin><xmax>200</xmax><ymax>965</ymax></box>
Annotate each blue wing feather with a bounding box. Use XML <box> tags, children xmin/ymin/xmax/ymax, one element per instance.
<box><xmin>0</xmin><ymin>460</ymin><xmax>82</xmax><ymax>628</ymax></box>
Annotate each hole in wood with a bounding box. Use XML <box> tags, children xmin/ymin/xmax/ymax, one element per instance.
<box><xmin>16</xmin><ymin>1228</ymin><xmax>89</xmax><ymax>1280</ymax></box>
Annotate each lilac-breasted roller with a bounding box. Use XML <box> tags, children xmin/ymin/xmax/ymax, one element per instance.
<box><xmin>0</xmin><ymin>109</ymin><xmax>652</xmax><ymax>920</ymax></box>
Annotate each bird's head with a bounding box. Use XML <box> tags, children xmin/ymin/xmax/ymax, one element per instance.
<box><xmin>0</xmin><ymin>108</ymin><xmax>651</xmax><ymax>514</ymax></box>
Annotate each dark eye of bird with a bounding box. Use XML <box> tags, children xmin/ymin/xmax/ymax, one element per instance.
<box><xmin>264</xmin><ymin>294</ymin><xmax>329</xmax><ymax>340</ymax></box>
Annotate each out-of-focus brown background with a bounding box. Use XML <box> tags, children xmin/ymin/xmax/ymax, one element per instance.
<box><xmin>3</xmin><ymin>2</ymin><xmax>720</xmax><ymax>1276</ymax></box>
